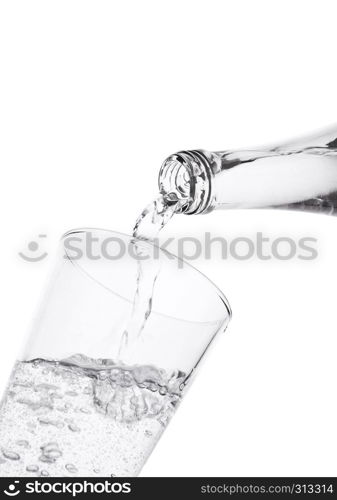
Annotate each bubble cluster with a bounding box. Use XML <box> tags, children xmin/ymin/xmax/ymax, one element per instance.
<box><xmin>40</xmin><ymin>442</ymin><xmax>62</xmax><ymax>463</ymax></box>
<box><xmin>0</xmin><ymin>356</ymin><xmax>186</xmax><ymax>476</ymax></box>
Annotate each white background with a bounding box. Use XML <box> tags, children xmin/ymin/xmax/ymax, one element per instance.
<box><xmin>0</xmin><ymin>0</ymin><xmax>337</xmax><ymax>477</ymax></box>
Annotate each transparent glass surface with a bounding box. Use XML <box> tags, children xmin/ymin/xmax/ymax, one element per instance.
<box><xmin>160</xmin><ymin>124</ymin><xmax>337</xmax><ymax>215</ymax></box>
<box><xmin>0</xmin><ymin>230</ymin><xmax>231</xmax><ymax>477</ymax></box>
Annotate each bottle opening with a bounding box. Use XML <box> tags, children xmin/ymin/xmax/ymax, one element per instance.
<box><xmin>158</xmin><ymin>151</ymin><xmax>213</xmax><ymax>214</ymax></box>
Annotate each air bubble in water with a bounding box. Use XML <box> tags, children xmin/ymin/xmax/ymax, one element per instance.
<box><xmin>65</xmin><ymin>463</ymin><xmax>78</xmax><ymax>474</ymax></box>
<box><xmin>40</xmin><ymin>442</ymin><xmax>62</xmax><ymax>463</ymax></box>
<box><xmin>16</xmin><ymin>440</ymin><xmax>30</xmax><ymax>448</ymax></box>
<box><xmin>68</xmin><ymin>424</ymin><xmax>80</xmax><ymax>432</ymax></box>
<box><xmin>47</xmin><ymin>449</ymin><xmax>62</xmax><ymax>459</ymax></box>
<box><xmin>38</xmin><ymin>417</ymin><xmax>64</xmax><ymax>428</ymax></box>
<box><xmin>2</xmin><ymin>450</ymin><xmax>20</xmax><ymax>461</ymax></box>
<box><xmin>26</xmin><ymin>465</ymin><xmax>39</xmax><ymax>472</ymax></box>
<box><xmin>41</xmin><ymin>442</ymin><xmax>59</xmax><ymax>451</ymax></box>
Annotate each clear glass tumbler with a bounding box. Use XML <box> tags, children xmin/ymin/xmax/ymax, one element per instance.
<box><xmin>0</xmin><ymin>229</ymin><xmax>231</xmax><ymax>477</ymax></box>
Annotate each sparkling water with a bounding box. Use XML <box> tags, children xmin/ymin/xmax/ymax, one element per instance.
<box><xmin>0</xmin><ymin>355</ymin><xmax>184</xmax><ymax>477</ymax></box>
<box><xmin>0</xmin><ymin>193</ymin><xmax>189</xmax><ymax>477</ymax></box>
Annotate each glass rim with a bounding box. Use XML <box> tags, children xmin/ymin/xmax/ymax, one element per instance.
<box><xmin>61</xmin><ymin>227</ymin><xmax>232</xmax><ymax>323</ymax></box>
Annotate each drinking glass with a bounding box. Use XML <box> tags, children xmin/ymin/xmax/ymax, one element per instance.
<box><xmin>0</xmin><ymin>229</ymin><xmax>231</xmax><ymax>477</ymax></box>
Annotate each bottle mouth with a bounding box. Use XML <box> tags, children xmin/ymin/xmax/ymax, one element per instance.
<box><xmin>158</xmin><ymin>150</ymin><xmax>213</xmax><ymax>214</ymax></box>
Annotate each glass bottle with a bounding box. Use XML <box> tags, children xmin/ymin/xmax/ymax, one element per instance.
<box><xmin>159</xmin><ymin>124</ymin><xmax>337</xmax><ymax>215</ymax></box>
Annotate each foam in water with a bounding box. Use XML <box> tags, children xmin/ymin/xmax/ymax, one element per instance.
<box><xmin>0</xmin><ymin>355</ymin><xmax>185</xmax><ymax>477</ymax></box>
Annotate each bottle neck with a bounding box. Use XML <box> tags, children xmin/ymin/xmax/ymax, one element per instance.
<box><xmin>159</xmin><ymin>125</ymin><xmax>337</xmax><ymax>216</ymax></box>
